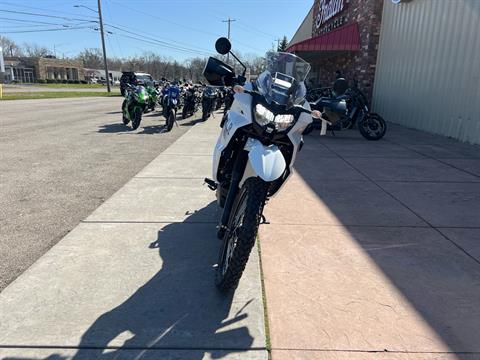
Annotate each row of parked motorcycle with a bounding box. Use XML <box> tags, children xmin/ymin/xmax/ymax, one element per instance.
<box><xmin>121</xmin><ymin>79</ymin><xmax>235</xmax><ymax>132</ymax></box>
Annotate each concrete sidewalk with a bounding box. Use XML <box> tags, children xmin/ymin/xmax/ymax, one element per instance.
<box><xmin>0</xmin><ymin>113</ymin><xmax>267</xmax><ymax>360</ymax></box>
<box><xmin>260</xmin><ymin>125</ymin><xmax>480</xmax><ymax>359</ymax></box>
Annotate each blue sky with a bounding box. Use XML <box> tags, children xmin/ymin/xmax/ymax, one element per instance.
<box><xmin>0</xmin><ymin>0</ymin><xmax>312</xmax><ymax>61</ymax></box>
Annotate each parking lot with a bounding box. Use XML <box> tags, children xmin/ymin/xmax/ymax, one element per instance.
<box><xmin>0</xmin><ymin>97</ymin><xmax>196</xmax><ymax>291</ymax></box>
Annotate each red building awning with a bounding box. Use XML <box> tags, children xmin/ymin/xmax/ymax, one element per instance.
<box><xmin>287</xmin><ymin>22</ymin><xmax>361</xmax><ymax>53</ymax></box>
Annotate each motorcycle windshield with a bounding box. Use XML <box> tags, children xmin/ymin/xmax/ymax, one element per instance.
<box><xmin>135</xmin><ymin>87</ymin><xmax>147</xmax><ymax>102</ymax></box>
<box><xmin>256</xmin><ymin>52</ymin><xmax>310</xmax><ymax>109</ymax></box>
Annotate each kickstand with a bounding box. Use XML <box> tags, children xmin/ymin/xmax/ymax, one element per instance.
<box><xmin>260</xmin><ymin>214</ymin><xmax>270</xmax><ymax>224</ymax></box>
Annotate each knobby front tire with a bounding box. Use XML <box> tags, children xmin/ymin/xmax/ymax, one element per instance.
<box><xmin>216</xmin><ymin>177</ymin><xmax>269</xmax><ymax>292</ymax></box>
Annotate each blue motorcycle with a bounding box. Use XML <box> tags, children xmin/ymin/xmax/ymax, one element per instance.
<box><xmin>162</xmin><ymin>84</ymin><xmax>180</xmax><ymax>132</ymax></box>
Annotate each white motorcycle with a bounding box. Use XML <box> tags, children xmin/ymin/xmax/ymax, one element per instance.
<box><xmin>204</xmin><ymin>38</ymin><xmax>321</xmax><ymax>291</ymax></box>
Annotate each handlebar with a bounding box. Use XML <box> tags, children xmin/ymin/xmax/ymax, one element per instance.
<box><xmin>233</xmin><ymin>85</ymin><xmax>323</xmax><ymax>119</ymax></box>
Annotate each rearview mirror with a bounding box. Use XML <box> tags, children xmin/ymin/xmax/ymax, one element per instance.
<box><xmin>333</xmin><ymin>78</ymin><xmax>348</xmax><ymax>96</ymax></box>
<box><xmin>215</xmin><ymin>37</ymin><xmax>232</xmax><ymax>55</ymax></box>
<box><xmin>203</xmin><ymin>57</ymin><xmax>235</xmax><ymax>86</ymax></box>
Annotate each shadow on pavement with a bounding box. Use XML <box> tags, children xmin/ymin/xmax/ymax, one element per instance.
<box><xmin>137</xmin><ymin>124</ymin><xmax>167</xmax><ymax>134</ymax></box>
<box><xmin>287</xmin><ymin>127</ymin><xmax>480</xmax><ymax>353</ymax></box>
<box><xmin>67</xmin><ymin>202</ymin><xmax>253</xmax><ymax>360</ymax></box>
<box><xmin>97</xmin><ymin>123</ymin><xmax>131</xmax><ymax>133</ymax></box>
<box><xmin>181</xmin><ymin>118</ymin><xmax>205</xmax><ymax>127</ymax></box>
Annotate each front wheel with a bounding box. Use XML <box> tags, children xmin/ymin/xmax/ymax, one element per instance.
<box><xmin>166</xmin><ymin>110</ymin><xmax>175</xmax><ymax>132</ymax></box>
<box><xmin>358</xmin><ymin>113</ymin><xmax>387</xmax><ymax>140</ymax></box>
<box><xmin>131</xmin><ymin>106</ymin><xmax>142</xmax><ymax>130</ymax></box>
<box><xmin>122</xmin><ymin>100</ymin><xmax>130</xmax><ymax>125</ymax></box>
<box><xmin>216</xmin><ymin>177</ymin><xmax>269</xmax><ymax>292</ymax></box>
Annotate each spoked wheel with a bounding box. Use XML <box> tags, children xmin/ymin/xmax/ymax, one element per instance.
<box><xmin>131</xmin><ymin>107</ymin><xmax>142</xmax><ymax>130</ymax></box>
<box><xmin>216</xmin><ymin>177</ymin><xmax>269</xmax><ymax>292</ymax></box>
<box><xmin>358</xmin><ymin>113</ymin><xmax>387</xmax><ymax>140</ymax></box>
<box><xmin>122</xmin><ymin>100</ymin><xmax>130</xmax><ymax>125</ymax></box>
<box><xmin>166</xmin><ymin>110</ymin><xmax>175</xmax><ymax>132</ymax></box>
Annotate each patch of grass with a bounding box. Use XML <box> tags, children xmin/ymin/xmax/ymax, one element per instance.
<box><xmin>38</xmin><ymin>83</ymin><xmax>106</xmax><ymax>89</ymax></box>
<box><xmin>1</xmin><ymin>92</ymin><xmax>121</xmax><ymax>100</ymax></box>
<box><xmin>257</xmin><ymin>236</ymin><xmax>272</xmax><ymax>358</ymax></box>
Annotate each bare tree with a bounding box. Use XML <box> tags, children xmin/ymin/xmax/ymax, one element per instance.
<box><xmin>76</xmin><ymin>48</ymin><xmax>103</xmax><ymax>68</ymax></box>
<box><xmin>23</xmin><ymin>43</ymin><xmax>51</xmax><ymax>57</ymax></box>
<box><xmin>0</xmin><ymin>36</ymin><xmax>23</xmax><ymax>57</ymax></box>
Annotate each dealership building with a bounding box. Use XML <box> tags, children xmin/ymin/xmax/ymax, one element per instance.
<box><xmin>288</xmin><ymin>0</ymin><xmax>480</xmax><ymax>145</ymax></box>
<box><xmin>2</xmin><ymin>56</ymin><xmax>85</xmax><ymax>83</ymax></box>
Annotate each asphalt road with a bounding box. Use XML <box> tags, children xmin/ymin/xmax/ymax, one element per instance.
<box><xmin>0</xmin><ymin>97</ymin><xmax>199</xmax><ymax>291</ymax></box>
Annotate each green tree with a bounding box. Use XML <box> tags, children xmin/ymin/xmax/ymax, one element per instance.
<box><xmin>277</xmin><ymin>36</ymin><xmax>289</xmax><ymax>52</ymax></box>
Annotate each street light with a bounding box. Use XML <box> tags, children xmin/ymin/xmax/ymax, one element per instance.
<box><xmin>73</xmin><ymin>2</ymin><xmax>110</xmax><ymax>92</ymax></box>
<box><xmin>73</xmin><ymin>5</ymin><xmax>97</xmax><ymax>13</ymax></box>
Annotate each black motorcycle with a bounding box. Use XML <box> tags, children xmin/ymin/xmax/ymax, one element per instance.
<box><xmin>304</xmin><ymin>78</ymin><xmax>387</xmax><ymax>140</ymax></box>
<box><xmin>182</xmin><ymin>86</ymin><xmax>197</xmax><ymax>119</ymax></box>
<box><xmin>201</xmin><ymin>86</ymin><xmax>217</xmax><ymax>121</ymax></box>
<box><xmin>223</xmin><ymin>87</ymin><xmax>235</xmax><ymax>114</ymax></box>
<box><xmin>215</xmin><ymin>87</ymin><xmax>225</xmax><ymax>110</ymax></box>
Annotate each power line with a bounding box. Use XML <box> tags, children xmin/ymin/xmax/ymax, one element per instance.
<box><xmin>111</xmin><ymin>32</ymin><xmax>210</xmax><ymax>56</ymax></box>
<box><xmin>104</xmin><ymin>24</ymin><xmax>210</xmax><ymax>56</ymax></box>
<box><xmin>108</xmin><ymin>0</ymin><xmax>221</xmax><ymax>38</ymax></box>
<box><xmin>0</xmin><ymin>9</ymin><xmax>95</xmax><ymax>22</ymax></box>
<box><xmin>1</xmin><ymin>26</ymin><xmax>94</xmax><ymax>34</ymax></box>
<box><xmin>103</xmin><ymin>0</ymin><xmax>124</xmax><ymax>59</ymax></box>
<box><xmin>0</xmin><ymin>1</ymin><xmax>98</xmax><ymax>20</ymax></box>
<box><xmin>104</xmin><ymin>24</ymin><xmax>211</xmax><ymax>56</ymax></box>
<box><xmin>0</xmin><ymin>17</ymin><xmax>74</xmax><ymax>26</ymax></box>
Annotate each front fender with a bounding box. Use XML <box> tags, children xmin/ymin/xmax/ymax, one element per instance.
<box><xmin>246</xmin><ymin>139</ymin><xmax>286</xmax><ymax>182</ymax></box>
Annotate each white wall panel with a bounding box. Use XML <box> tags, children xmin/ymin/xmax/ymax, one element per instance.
<box><xmin>373</xmin><ymin>0</ymin><xmax>480</xmax><ymax>144</ymax></box>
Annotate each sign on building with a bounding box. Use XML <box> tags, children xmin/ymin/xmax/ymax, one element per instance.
<box><xmin>315</xmin><ymin>0</ymin><xmax>345</xmax><ymax>29</ymax></box>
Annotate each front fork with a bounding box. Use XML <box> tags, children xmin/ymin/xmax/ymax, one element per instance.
<box><xmin>217</xmin><ymin>149</ymin><xmax>249</xmax><ymax>239</ymax></box>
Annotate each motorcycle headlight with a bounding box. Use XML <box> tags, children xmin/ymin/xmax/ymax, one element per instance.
<box><xmin>254</xmin><ymin>104</ymin><xmax>294</xmax><ymax>131</ymax></box>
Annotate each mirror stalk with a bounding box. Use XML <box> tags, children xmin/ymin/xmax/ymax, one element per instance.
<box><xmin>229</xmin><ymin>51</ymin><xmax>247</xmax><ymax>77</ymax></box>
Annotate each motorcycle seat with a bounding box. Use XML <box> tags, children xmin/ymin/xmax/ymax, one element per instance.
<box><xmin>312</xmin><ymin>97</ymin><xmax>347</xmax><ymax>114</ymax></box>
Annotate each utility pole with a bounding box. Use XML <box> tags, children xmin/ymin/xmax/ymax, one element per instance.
<box><xmin>222</xmin><ymin>18</ymin><xmax>236</xmax><ymax>64</ymax></box>
<box><xmin>274</xmin><ymin>38</ymin><xmax>281</xmax><ymax>51</ymax></box>
<box><xmin>97</xmin><ymin>0</ymin><xmax>110</xmax><ymax>92</ymax></box>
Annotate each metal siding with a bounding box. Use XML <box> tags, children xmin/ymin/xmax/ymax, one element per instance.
<box><xmin>289</xmin><ymin>6</ymin><xmax>314</xmax><ymax>47</ymax></box>
<box><xmin>373</xmin><ymin>0</ymin><xmax>480</xmax><ymax>144</ymax></box>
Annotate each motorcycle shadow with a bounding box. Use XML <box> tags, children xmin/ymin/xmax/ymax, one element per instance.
<box><xmin>181</xmin><ymin>117</ymin><xmax>205</xmax><ymax>127</ymax></box>
<box><xmin>97</xmin><ymin>123</ymin><xmax>131</xmax><ymax>133</ymax></box>
<box><xmin>136</xmin><ymin>124</ymin><xmax>168</xmax><ymax>134</ymax></box>
<box><xmin>69</xmin><ymin>202</ymin><xmax>254</xmax><ymax>360</ymax></box>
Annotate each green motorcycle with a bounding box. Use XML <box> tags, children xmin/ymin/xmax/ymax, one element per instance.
<box><xmin>122</xmin><ymin>84</ymin><xmax>148</xmax><ymax>130</ymax></box>
<box><xmin>145</xmin><ymin>84</ymin><xmax>160</xmax><ymax>112</ymax></box>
